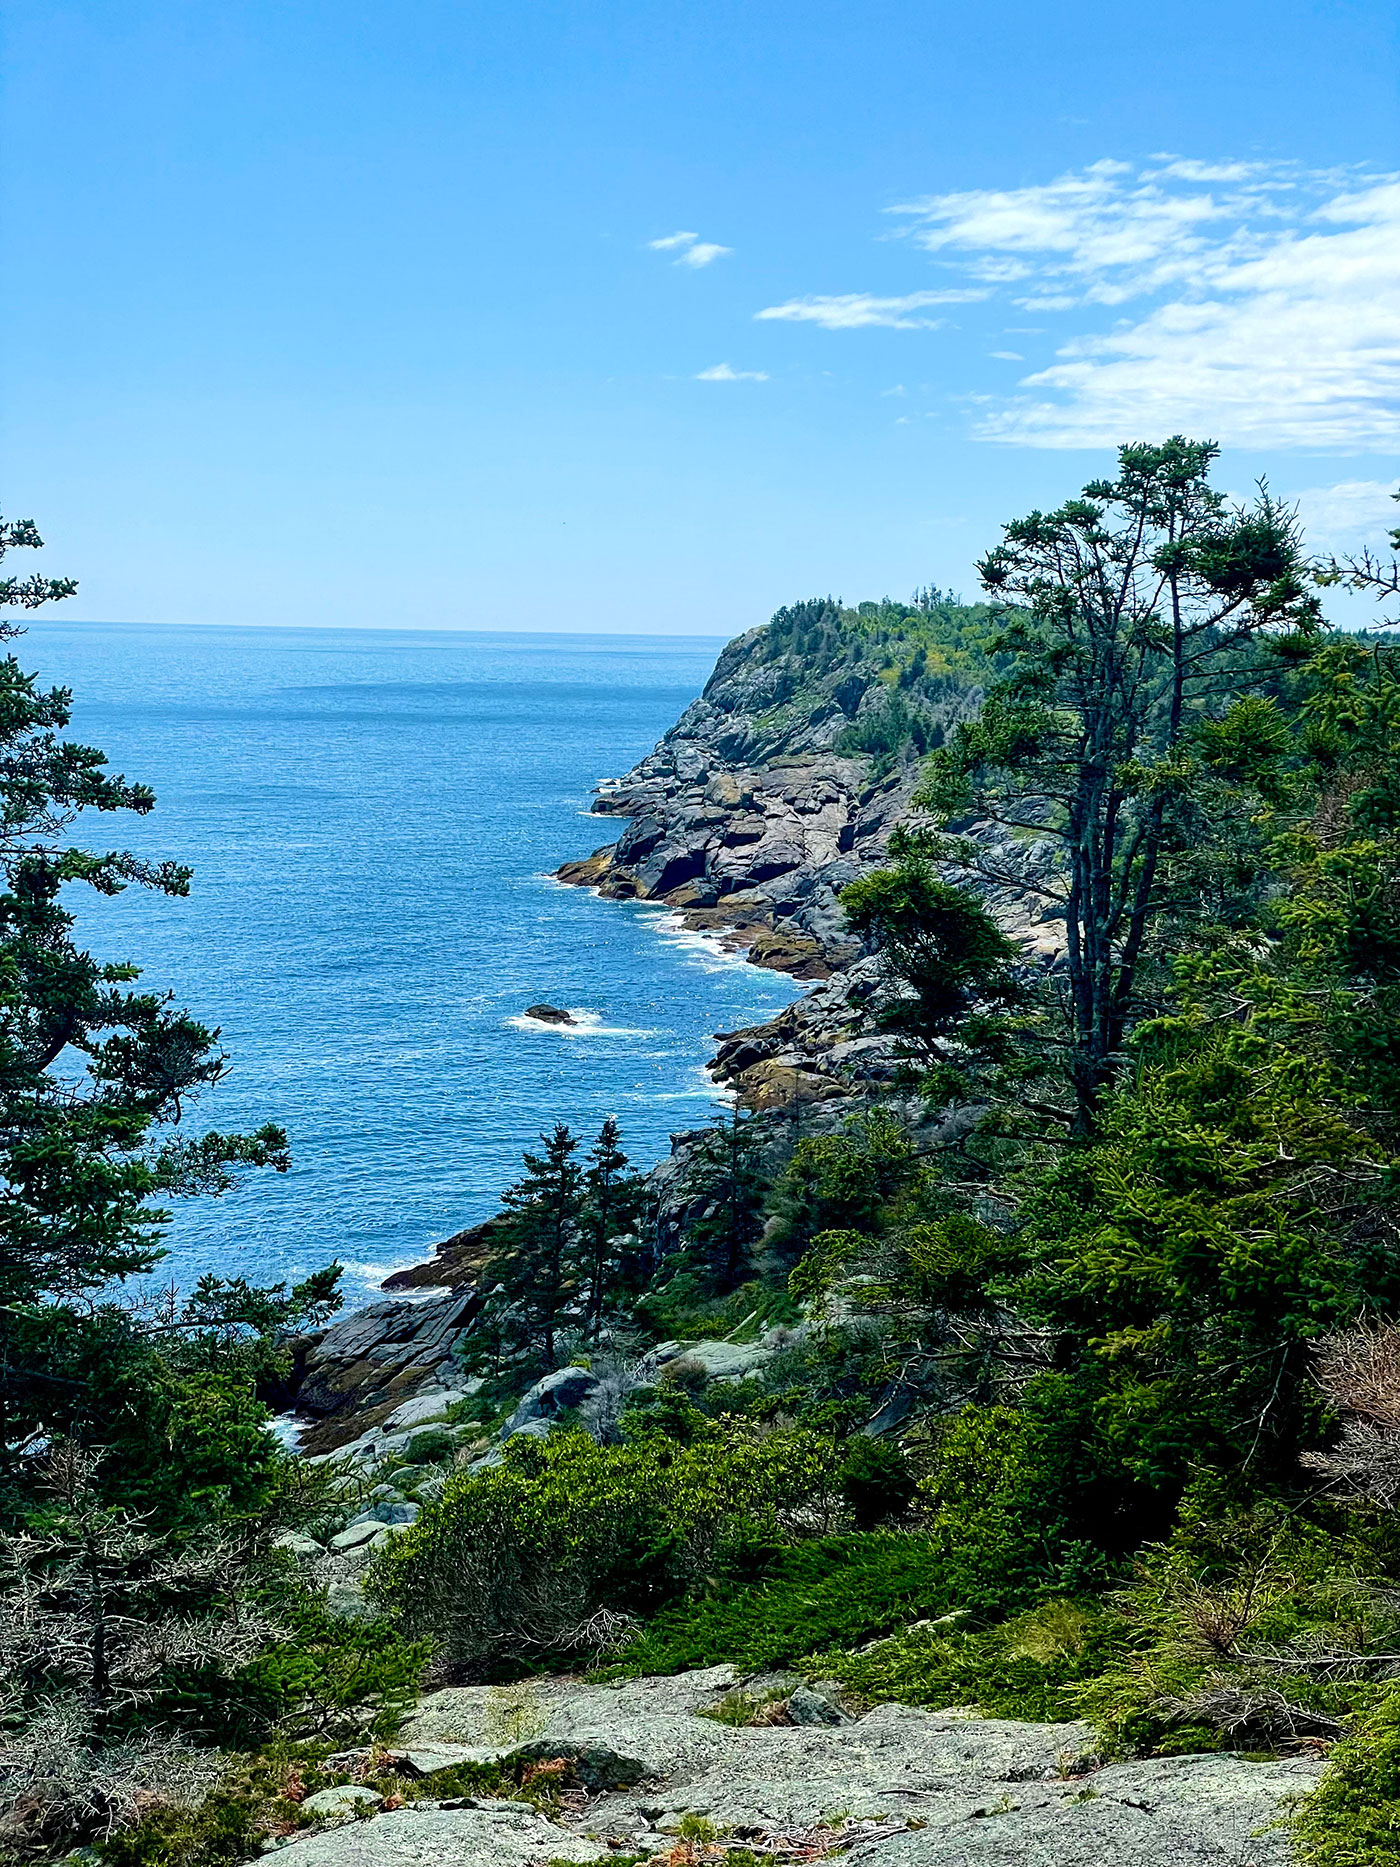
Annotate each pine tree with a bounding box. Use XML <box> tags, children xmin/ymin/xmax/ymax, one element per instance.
<box><xmin>500</xmin><ymin>1123</ymin><xmax>584</xmax><ymax>1361</ymax></box>
<box><xmin>683</xmin><ymin>1103</ymin><xmax>768</xmax><ymax>1291</ymax></box>
<box><xmin>918</xmin><ymin>438</ymin><xmax>1320</xmax><ymax>1133</ymax></box>
<box><xmin>581</xmin><ymin>1117</ymin><xmax>641</xmax><ymax>1339</ymax></box>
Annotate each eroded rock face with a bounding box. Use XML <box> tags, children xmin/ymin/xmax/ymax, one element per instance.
<box><xmin>293</xmin><ymin>1300</ymin><xmax>478</xmax><ymax>1454</ymax></box>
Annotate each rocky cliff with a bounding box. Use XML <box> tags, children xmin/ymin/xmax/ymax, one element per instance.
<box><xmin>281</xmin><ymin>599</ymin><xmax>1063</xmax><ymax>1445</ymax></box>
<box><xmin>555</xmin><ymin>604</ymin><xmax>1061</xmax><ymax>1110</ymax></box>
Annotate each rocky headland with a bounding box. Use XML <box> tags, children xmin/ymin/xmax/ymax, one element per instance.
<box><xmin>277</xmin><ymin>601</ymin><xmax>1060</xmax><ymax>1452</ymax></box>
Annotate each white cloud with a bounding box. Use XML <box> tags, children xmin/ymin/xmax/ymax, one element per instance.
<box><xmin>694</xmin><ymin>362</ymin><xmax>769</xmax><ymax>382</ymax></box>
<box><xmin>676</xmin><ymin>241</ymin><xmax>731</xmax><ymax>269</ymax></box>
<box><xmin>1291</xmin><ymin>479</ymin><xmax>1399</xmax><ymax>550</ymax></box>
<box><xmin>649</xmin><ymin>230</ymin><xmax>731</xmax><ymax>267</ymax></box>
<box><xmin>989</xmin><ymin>350</ymin><xmax>1024</xmax><ymax>361</ymax></box>
<box><xmin>880</xmin><ymin>161</ymin><xmax>1400</xmax><ymax>449</ymax></box>
<box><xmin>755</xmin><ymin>289</ymin><xmax>985</xmax><ymax>330</ymax></box>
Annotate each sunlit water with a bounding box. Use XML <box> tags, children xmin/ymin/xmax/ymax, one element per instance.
<box><xmin>28</xmin><ymin>621</ymin><xmax>799</xmax><ymax>1301</ymax></box>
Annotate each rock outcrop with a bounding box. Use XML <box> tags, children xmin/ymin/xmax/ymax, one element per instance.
<box><xmin>290</xmin><ymin>1294</ymin><xmax>479</xmax><ymax>1454</ymax></box>
<box><xmin>555</xmin><ymin>622</ymin><xmax>958</xmax><ymax>996</ymax></box>
<box><xmin>278</xmin><ymin>615</ymin><xmax>1058</xmax><ymax>1447</ymax></box>
<box><xmin>268</xmin><ymin>1665</ymin><xmax>1321</xmax><ymax>1866</ymax></box>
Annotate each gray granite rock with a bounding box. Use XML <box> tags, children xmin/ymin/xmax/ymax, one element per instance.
<box><xmin>500</xmin><ymin>1366</ymin><xmax>600</xmax><ymax>1438</ymax></box>
<box><xmin>300</xmin><ymin>1785</ymin><xmax>382</xmax><ymax>1818</ymax></box>
<box><xmin>328</xmin><ymin>1520</ymin><xmax>383</xmax><ymax>1553</ymax></box>
<box><xmin>272</xmin><ymin>1803</ymin><xmax>601</xmax><ymax>1866</ymax></box>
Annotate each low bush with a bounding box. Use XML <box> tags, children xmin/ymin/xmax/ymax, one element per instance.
<box><xmin>602</xmin><ymin>1532</ymin><xmax>953</xmax><ymax>1675</ymax></box>
<box><xmin>807</xmin><ymin>1597</ymin><xmax>1131</xmax><ymax>1723</ymax></box>
<box><xmin>367</xmin><ymin>1424</ymin><xmax>843</xmax><ymax>1679</ymax></box>
<box><xmin>1072</xmin><ymin>1493</ymin><xmax>1400</xmax><ymax>1758</ymax></box>
<box><xmin>1291</xmin><ymin>1686</ymin><xmax>1400</xmax><ymax>1866</ymax></box>
<box><xmin>92</xmin><ymin>1749</ymin><xmax>516</xmax><ymax>1867</ymax></box>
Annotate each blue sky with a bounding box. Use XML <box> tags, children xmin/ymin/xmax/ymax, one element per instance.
<box><xmin>4</xmin><ymin>0</ymin><xmax>1397</xmax><ymax>632</ymax></box>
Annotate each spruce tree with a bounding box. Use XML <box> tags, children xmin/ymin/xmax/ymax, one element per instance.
<box><xmin>0</xmin><ymin>519</ymin><xmax>300</xmax><ymax>1508</ymax></box>
<box><xmin>500</xmin><ymin>1122</ymin><xmax>584</xmax><ymax>1361</ymax></box>
<box><xmin>581</xmin><ymin>1117</ymin><xmax>641</xmax><ymax>1339</ymax></box>
<box><xmin>918</xmin><ymin>438</ymin><xmax>1320</xmax><ymax>1133</ymax></box>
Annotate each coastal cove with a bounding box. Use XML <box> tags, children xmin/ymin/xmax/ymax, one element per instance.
<box><xmin>32</xmin><ymin>620</ymin><xmax>802</xmax><ymax>1300</ymax></box>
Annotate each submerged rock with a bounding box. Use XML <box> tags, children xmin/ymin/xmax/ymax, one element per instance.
<box><xmin>523</xmin><ymin>1003</ymin><xmax>575</xmax><ymax>1024</ymax></box>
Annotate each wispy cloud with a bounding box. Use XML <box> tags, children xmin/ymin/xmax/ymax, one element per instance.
<box><xmin>695</xmin><ymin>362</ymin><xmax>769</xmax><ymax>382</ymax></box>
<box><xmin>755</xmin><ymin>289</ymin><xmax>985</xmax><ymax>330</ymax></box>
<box><xmin>882</xmin><ymin>160</ymin><xmax>1400</xmax><ymax>449</ymax></box>
<box><xmin>677</xmin><ymin>241</ymin><xmax>731</xmax><ymax>269</ymax></box>
<box><xmin>649</xmin><ymin>230</ymin><xmax>732</xmax><ymax>268</ymax></box>
<box><xmin>1291</xmin><ymin>479</ymin><xmax>1400</xmax><ymax>550</ymax></box>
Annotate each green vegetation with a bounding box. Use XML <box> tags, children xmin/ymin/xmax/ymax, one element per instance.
<box><xmin>603</xmin><ymin>1533</ymin><xmax>952</xmax><ymax>1675</ymax></box>
<box><xmin>366</xmin><ymin>1421</ymin><xmax>843</xmax><ymax>1677</ymax></box>
<box><xmin>9</xmin><ymin>467</ymin><xmax>1400</xmax><ymax>1860</ymax></box>
<box><xmin>0</xmin><ymin>519</ymin><xmax>426</xmax><ymax>1861</ymax></box>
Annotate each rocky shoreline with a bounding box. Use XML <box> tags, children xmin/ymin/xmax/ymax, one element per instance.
<box><xmin>275</xmin><ymin>615</ymin><xmax>1065</xmax><ymax>1452</ymax></box>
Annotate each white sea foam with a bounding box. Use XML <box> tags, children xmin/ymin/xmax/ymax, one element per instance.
<box><xmin>506</xmin><ymin>1008</ymin><xmax>657</xmax><ymax>1038</ymax></box>
<box><xmin>651</xmin><ymin>911</ymin><xmax>758</xmax><ymax>973</ymax></box>
<box><xmin>342</xmin><ymin>1259</ymin><xmax>446</xmax><ymax>1298</ymax></box>
<box><xmin>266</xmin><ymin>1412</ymin><xmax>306</xmax><ymax>1451</ymax></box>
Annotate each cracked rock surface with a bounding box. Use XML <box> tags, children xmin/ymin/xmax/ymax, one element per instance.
<box><xmin>266</xmin><ymin>1665</ymin><xmax>1325</xmax><ymax>1866</ymax></box>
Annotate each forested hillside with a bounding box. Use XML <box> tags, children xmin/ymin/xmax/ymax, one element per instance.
<box><xmin>5</xmin><ymin>445</ymin><xmax>1400</xmax><ymax>1866</ymax></box>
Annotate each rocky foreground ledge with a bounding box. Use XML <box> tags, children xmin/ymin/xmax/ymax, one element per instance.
<box><xmin>265</xmin><ymin>1664</ymin><xmax>1319</xmax><ymax>1867</ymax></box>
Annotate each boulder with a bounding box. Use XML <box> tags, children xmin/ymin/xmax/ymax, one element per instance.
<box><xmin>523</xmin><ymin>1003</ymin><xmax>575</xmax><ymax>1024</ymax></box>
<box><xmin>324</xmin><ymin>1579</ymin><xmax>371</xmax><ymax>1621</ymax></box>
<box><xmin>272</xmin><ymin>1532</ymin><xmax>324</xmax><ymax>1559</ymax></box>
<box><xmin>786</xmin><ymin>1683</ymin><xmax>850</xmax><ymax>1726</ymax></box>
<box><xmin>301</xmin><ymin>1785</ymin><xmax>383</xmax><ymax>1819</ymax></box>
<box><xmin>382</xmin><ymin>1390</ymin><xmax>471</xmax><ymax>1433</ymax></box>
<box><xmin>500</xmin><ymin>1365</ymin><xmax>601</xmax><ymax>1436</ymax></box>
<box><xmin>653</xmin><ymin>1338</ymin><xmax>782</xmax><ymax>1383</ymax></box>
<box><xmin>329</xmin><ymin>1520</ymin><xmax>385</xmax><ymax>1553</ymax></box>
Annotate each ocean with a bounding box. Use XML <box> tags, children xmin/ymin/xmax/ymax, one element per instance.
<box><xmin>28</xmin><ymin>620</ymin><xmax>800</xmax><ymax>1303</ymax></box>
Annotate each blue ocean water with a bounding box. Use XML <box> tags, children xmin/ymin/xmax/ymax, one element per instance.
<box><xmin>27</xmin><ymin>621</ymin><xmax>799</xmax><ymax>1302</ymax></box>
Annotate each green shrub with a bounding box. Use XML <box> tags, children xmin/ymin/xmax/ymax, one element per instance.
<box><xmin>841</xmin><ymin>1438</ymin><xmax>917</xmax><ymax>1530</ymax></box>
<box><xmin>807</xmin><ymin>1598</ymin><xmax>1131</xmax><ymax>1723</ymax></box>
<box><xmin>1292</xmin><ymin>1687</ymin><xmax>1400</xmax><ymax>1865</ymax></box>
<box><xmin>1073</xmin><ymin>1491</ymin><xmax>1400</xmax><ymax>1757</ymax></box>
<box><xmin>603</xmin><ymin>1532</ymin><xmax>953</xmax><ymax>1675</ymax></box>
<box><xmin>919</xmin><ymin>1401</ymin><xmax>1100</xmax><ymax>1616</ymax></box>
<box><xmin>94</xmin><ymin>1749</ymin><xmax>515</xmax><ymax>1867</ymax></box>
<box><xmin>367</xmin><ymin>1425</ymin><xmax>842</xmax><ymax>1679</ymax></box>
<box><xmin>402</xmin><ymin>1427</ymin><xmax>456</xmax><ymax>1466</ymax></box>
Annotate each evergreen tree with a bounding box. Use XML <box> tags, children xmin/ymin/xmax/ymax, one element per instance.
<box><xmin>581</xmin><ymin>1117</ymin><xmax>642</xmax><ymax>1338</ymax></box>
<box><xmin>840</xmin><ymin>852</ymin><xmax>1024</xmax><ymax>1098</ymax></box>
<box><xmin>682</xmin><ymin>1102</ymin><xmax>767</xmax><ymax>1290</ymax></box>
<box><xmin>918</xmin><ymin>438</ymin><xmax>1320</xmax><ymax>1133</ymax></box>
<box><xmin>0</xmin><ymin>519</ymin><xmax>300</xmax><ymax>1509</ymax></box>
<box><xmin>500</xmin><ymin>1122</ymin><xmax>584</xmax><ymax>1361</ymax></box>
